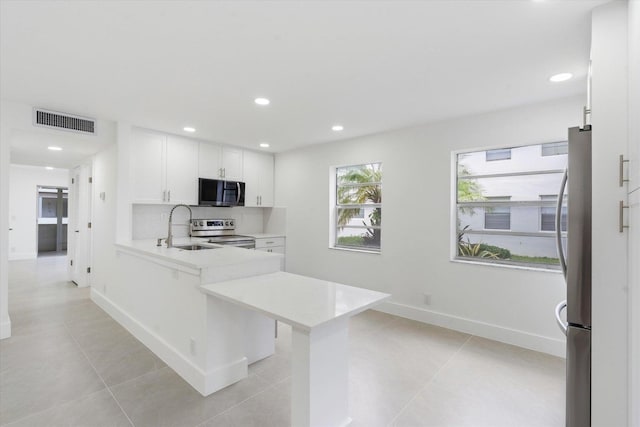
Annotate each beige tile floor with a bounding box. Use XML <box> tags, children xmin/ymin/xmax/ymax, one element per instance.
<box><xmin>0</xmin><ymin>256</ymin><xmax>565</xmax><ymax>427</ymax></box>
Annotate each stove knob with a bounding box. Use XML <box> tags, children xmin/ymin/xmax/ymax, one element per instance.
<box><xmin>229</xmin><ymin>221</ymin><xmax>234</xmax><ymax>227</ymax></box>
<box><xmin>225</xmin><ymin>221</ymin><xmax>230</xmax><ymax>226</ymax></box>
<box><xmin>199</xmin><ymin>221</ymin><xmax>204</xmax><ymax>226</ymax></box>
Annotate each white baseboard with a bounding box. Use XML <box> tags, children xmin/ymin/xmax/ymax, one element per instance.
<box><xmin>0</xmin><ymin>317</ymin><xmax>11</xmax><ymax>340</ymax></box>
<box><xmin>375</xmin><ymin>301</ymin><xmax>565</xmax><ymax>358</ymax></box>
<box><xmin>91</xmin><ymin>289</ymin><xmax>247</xmax><ymax>396</ymax></box>
<box><xmin>9</xmin><ymin>252</ymin><xmax>36</xmax><ymax>261</ymax></box>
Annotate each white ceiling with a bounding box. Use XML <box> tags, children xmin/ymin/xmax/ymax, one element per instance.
<box><xmin>1</xmin><ymin>0</ymin><xmax>608</xmax><ymax>167</ymax></box>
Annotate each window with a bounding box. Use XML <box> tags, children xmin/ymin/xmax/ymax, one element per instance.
<box><xmin>486</xmin><ymin>148</ymin><xmax>511</xmax><ymax>161</ymax></box>
<box><xmin>541</xmin><ymin>141</ymin><xmax>568</xmax><ymax>156</ymax></box>
<box><xmin>540</xmin><ymin>195</ymin><xmax>567</xmax><ymax>231</ymax></box>
<box><xmin>456</xmin><ymin>143</ymin><xmax>567</xmax><ymax>269</ymax></box>
<box><xmin>484</xmin><ymin>197</ymin><xmax>511</xmax><ymax>230</ymax></box>
<box><xmin>334</xmin><ymin>163</ymin><xmax>382</xmax><ymax>251</ymax></box>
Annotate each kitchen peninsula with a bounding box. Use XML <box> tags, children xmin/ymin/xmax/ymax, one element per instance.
<box><xmin>91</xmin><ymin>237</ymin><xmax>284</xmax><ymax>396</ymax></box>
<box><xmin>91</xmin><ymin>237</ymin><xmax>389</xmax><ymax>427</ymax></box>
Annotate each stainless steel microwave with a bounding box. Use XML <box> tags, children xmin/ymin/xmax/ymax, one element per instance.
<box><xmin>198</xmin><ymin>178</ymin><xmax>245</xmax><ymax>207</ymax></box>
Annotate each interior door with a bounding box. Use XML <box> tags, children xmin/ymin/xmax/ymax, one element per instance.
<box><xmin>69</xmin><ymin>164</ymin><xmax>92</xmax><ymax>287</ymax></box>
<box><xmin>68</xmin><ymin>169</ymin><xmax>80</xmax><ymax>284</ymax></box>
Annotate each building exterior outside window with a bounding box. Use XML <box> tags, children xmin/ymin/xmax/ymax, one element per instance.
<box><xmin>334</xmin><ymin>163</ymin><xmax>381</xmax><ymax>252</ymax></box>
<box><xmin>456</xmin><ymin>142</ymin><xmax>568</xmax><ymax>269</ymax></box>
<box><xmin>484</xmin><ymin>196</ymin><xmax>511</xmax><ymax>230</ymax></box>
<box><xmin>486</xmin><ymin>148</ymin><xmax>512</xmax><ymax>161</ymax></box>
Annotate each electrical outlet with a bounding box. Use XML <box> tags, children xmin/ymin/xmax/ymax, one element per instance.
<box><xmin>423</xmin><ymin>293</ymin><xmax>432</xmax><ymax>305</ymax></box>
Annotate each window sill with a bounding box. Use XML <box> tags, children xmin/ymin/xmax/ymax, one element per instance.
<box><xmin>450</xmin><ymin>257</ymin><xmax>562</xmax><ymax>274</ymax></box>
<box><xmin>329</xmin><ymin>246</ymin><xmax>381</xmax><ymax>255</ymax></box>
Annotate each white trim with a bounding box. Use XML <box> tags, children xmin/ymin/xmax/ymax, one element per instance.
<box><xmin>91</xmin><ymin>288</ymin><xmax>247</xmax><ymax>396</ymax></box>
<box><xmin>450</xmin><ymin>258</ymin><xmax>562</xmax><ymax>273</ymax></box>
<box><xmin>375</xmin><ymin>301</ymin><xmax>565</xmax><ymax>358</ymax></box>
<box><xmin>0</xmin><ymin>317</ymin><xmax>11</xmax><ymax>340</ymax></box>
<box><xmin>329</xmin><ymin>246</ymin><xmax>380</xmax><ymax>255</ymax></box>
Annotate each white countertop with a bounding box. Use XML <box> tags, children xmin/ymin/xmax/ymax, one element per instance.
<box><xmin>200</xmin><ymin>271</ymin><xmax>390</xmax><ymax>331</ymax></box>
<box><xmin>244</xmin><ymin>233</ymin><xmax>285</xmax><ymax>239</ymax></box>
<box><xmin>116</xmin><ymin>238</ymin><xmax>282</xmax><ymax>270</ymax></box>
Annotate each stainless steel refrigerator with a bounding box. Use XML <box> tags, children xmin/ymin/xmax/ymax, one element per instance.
<box><xmin>554</xmin><ymin>125</ymin><xmax>592</xmax><ymax>427</ymax></box>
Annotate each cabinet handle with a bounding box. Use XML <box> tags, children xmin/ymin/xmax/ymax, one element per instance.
<box><xmin>620</xmin><ymin>155</ymin><xmax>629</xmax><ymax>187</ymax></box>
<box><xmin>620</xmin><ymin>200</ymin><xmax>629</xmax><ymax>233</ymax></box>
<box><xmin>222</xmin><ymin>168</ymin><xmax>226</xmax><ymax>178</ymax></box>
<box><xmin>266</xmin><ymin>241</ymin><xmax>274</xmax><ymax>244</ymax></box>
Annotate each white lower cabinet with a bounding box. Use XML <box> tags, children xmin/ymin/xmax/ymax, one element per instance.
<box><xmin>254</xmin><ymin>237</ymin><xmax>285</xmax><ymax>268</ymax></box>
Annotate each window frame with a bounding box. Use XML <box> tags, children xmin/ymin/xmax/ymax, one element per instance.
<box><xmin>330</xmin><ymin>162</ymin><xmax>382</xmax><ymax>253</ymax></box>
<box><xmin>452</xmin><ymin>143</ymin><xmax>568</xmax><ymax>272</ymax></box>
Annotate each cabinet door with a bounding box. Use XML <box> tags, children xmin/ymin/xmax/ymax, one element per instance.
<box><xmin>131</xmin><ymin>128</ymin><xmax>165</xmax><ymax>203</ymax></box>
<box><xmin>166</xmin><ymin>136</ymin><xmax>198</xmax><ymax>205</ymax></box>
<box><xmin>198</xmin><ymin>142</ymin><xmax>222</xmax><ymax>179</ymax></box>
<box><xmin>258</xmin><ymin>153</ymin><xmax>274</xmax><ymax>207</ymax></box>
<box><xmin>221</xmin><ymin>147</ymin><xmax>243</xmax><ymax>181</ymax></box>
<box><xmin>243</xmin><ymin>150</ymin><xmax>274</xmax><ymax>207</ymax></box>
<box><xmin>243</xmin><ymin>150</ymin><xmax>261</xmax><ymax>207</ymax></box>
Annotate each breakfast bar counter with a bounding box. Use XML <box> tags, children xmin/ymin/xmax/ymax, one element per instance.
<box><xmin>201</xmin><ymin>271</ymin><xmax>390</xmax><ymax>427</ymax></box>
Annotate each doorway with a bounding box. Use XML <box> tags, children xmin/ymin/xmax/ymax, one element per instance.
<box><xmin>36</xmin><ymin>186</ymin><xmax>68</xmax><ymax>256</ymax></box>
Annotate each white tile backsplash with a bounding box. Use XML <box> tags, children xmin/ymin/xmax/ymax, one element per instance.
<box><xmin>132</xmin><ymin>204</ymin><xmax>266</xmax><ymax>240</ymax></box>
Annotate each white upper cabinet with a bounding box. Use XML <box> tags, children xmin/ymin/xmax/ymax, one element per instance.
<box><xmin>131</xmin><ymin>129</ymin><xmax>165</xmax><ymax>204</ymax></box>
<box><xmin>131</xmin><ymin>128</ymin><xmax>198</xmax><ymax>205</ymax></box>
<box><xmin>243</xmin><ymin>150</ymin><xmax>274</xmax><ymax>207</ymax></box>
<box><xmin>198</xmin><ymin>142</ymin><xmax>223</xmax><ymax>180</ymax></box>
<box><xmin>221</xmin><ymin>147</ymin><xmax>243</xmax><ymax>181</ymax></box>
<box><xmin>166</xmin><ymin>136</ymin><xmax>198</xmax><ymax>205</ymax></box>
<box><xmin>198</xmin><ymin>143</ymin><xmax>243</xmax><ymax>181</ymax></box>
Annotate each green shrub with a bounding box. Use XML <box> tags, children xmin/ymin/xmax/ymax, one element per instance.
<box><xmin>477</xmin><ymin>244</ymin><xmax>511</xmax><ymax>259</ymax></box>
<box><xmin>337</xmin><ymin>236</ymin><xmax>364</xmax><ymax>246</ymax></box>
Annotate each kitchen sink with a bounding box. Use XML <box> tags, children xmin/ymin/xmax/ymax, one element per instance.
<box><xmin>173</xmin><ymin>244</ymin><xmax>219</xmax><ymax>251</ymax></box>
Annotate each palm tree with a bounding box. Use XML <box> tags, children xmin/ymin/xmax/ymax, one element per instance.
<box><xmin>337</xmin><ymin>164</ymin><xmax>382</xmax><ymax>247</ymax></box>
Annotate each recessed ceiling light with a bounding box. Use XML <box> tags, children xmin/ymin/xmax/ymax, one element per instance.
<box><xmin>48</xmin><ymin>146</ymin><xmax>62</xmax><ymax>151</ymax></box>
<box><xmin>549</xmin><ymin>73</ymin><xmax>573</xmax><ymax>82</ymax></box>
<box><xmin>45</xmin><ymin>166</ymin><xmax>54</xmax><ymax>170</ymax></box>
<box><xmin>254</xmin><ymin>97</ymin><xmax>270</xmax><ymax>106</ymax></box>
<box><xmin>183</xmin><ymin>127</ymin><xmax>196</xmax><ymax>133</ymax></box>
<box><xmin>259</xmin><ymin>142</ymin><xmax>270</xmax><ymax>148</ymax></box>
<box><xmin>332</xmin><ymin>125</ymin><xmax>344</xmax><ymax>131</ymax></box>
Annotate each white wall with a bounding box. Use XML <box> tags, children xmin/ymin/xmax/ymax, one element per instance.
<box><xmin>275</xmin><ymin>95</ymin><xmax>584</xmax><ymax>357</ymax></box>
<box><xmin>591</xmin><ymin>2</ymin><xmax>630</xmax><ymax>426</ymax></box>
<box><xmin>8</xmin><ymin>165</ymin><xmax>69</xmax><ymax>259</ymax></box>
<box><xmin>90</xmin><ymin>145</ymin><xmax>118</xmax><ymax>299</ymax></box>
<box><xmin>0</xmin><ymin>122</ymin><xmax>10</xmax><ymax>339</ymax></box>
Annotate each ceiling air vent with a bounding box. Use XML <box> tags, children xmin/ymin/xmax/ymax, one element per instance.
<box><xmin>33</xmin><ymin>108</ymin><xmax>96</xmax><ymax>135</ymax></box>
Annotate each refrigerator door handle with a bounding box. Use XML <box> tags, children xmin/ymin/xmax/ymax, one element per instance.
<box><xmin>555</xmin><ymin>300</ymin><xmax>568</xmax><ymax>336</ymax></box>
<box><xmin>556</xmin><ymin>169</ymin><xmax>568</xmax><ymax>278</ymax></box>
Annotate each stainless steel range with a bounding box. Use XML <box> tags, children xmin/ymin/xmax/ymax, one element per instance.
<box><xmin>189</xmin><ymin>219</ymin><xmax>255</xmax><ymax>249</ymax></box>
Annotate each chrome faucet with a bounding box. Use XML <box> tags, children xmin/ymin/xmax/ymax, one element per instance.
<box><xmin>166</xmin><ymin>204</ymin><xmax>193</xmax><ymax>248</ymax></box>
